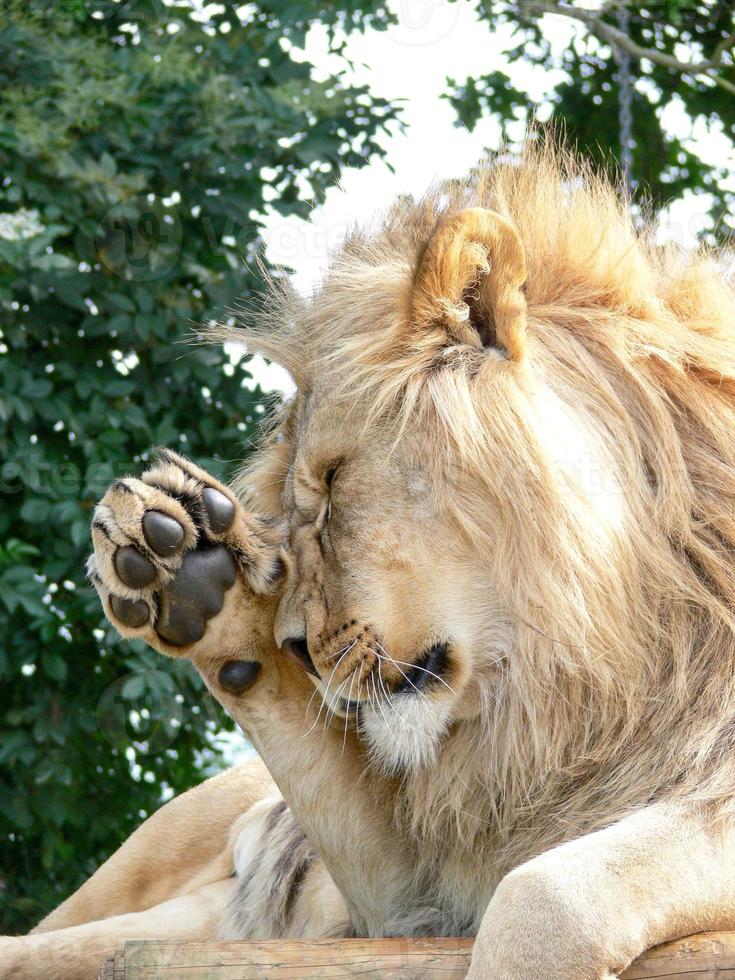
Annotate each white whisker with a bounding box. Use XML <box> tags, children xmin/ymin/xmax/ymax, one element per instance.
<box><xmin>301</xmin><ymin>680</ymin><xmax>322</xmax><ymax>729</ymax></box>
<box><xmin>376</xmin><ymin>642</ymin><xmax>456</xmax><ymax>696</ymax></box>
<box><xmin>341</xmin><ymin>668</ymin><xmax>358</xmax><ymax>756</ymax></box>
<box><xmin>372</xmin><ymin>665</ymin><xmax>398</xmax><ymax>747</ymax></box>
<box><xmin>301</xmin><ymin>640</ymin><xmax>354</xmax><ymax>738</ymax></box>
<box><xmin>374</xmin><ymin>656</ymin><xmax>428</xmax><ymax>739</ymax></box>
<box><xmin>323</xmin><ymin>675</ymin><xmax>350</xmax><ymax>738</ymax></box>
<box><xmin>374</xmin><ymin>644</ymin><xmax>430</xmax><ymax>703</ymax></box>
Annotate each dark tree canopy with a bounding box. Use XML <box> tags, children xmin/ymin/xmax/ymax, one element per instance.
<box><xmin>0</xmin><ymin>0</ymin><xmax>396</xmax><ymax>932</ymax></box>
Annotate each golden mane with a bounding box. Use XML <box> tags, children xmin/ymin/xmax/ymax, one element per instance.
<box><xmin>223</xmin><ymin>142</ymin><xmax>735</xmax><ymax>886</ymax></box>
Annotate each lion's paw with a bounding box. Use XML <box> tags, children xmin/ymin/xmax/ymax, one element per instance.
<box><xmin>88</xmin><ymin>449</ymin><xmax>284</xmax><ymax>654</ymax></box>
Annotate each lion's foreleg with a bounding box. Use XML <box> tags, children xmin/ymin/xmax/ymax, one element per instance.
<box><xmin>0</xmin><ymin>879</ymin><xmax>232</xmax><ymax>980</ymax></box>
<box><xmin>84</xmin><ymin>452</ymin><xmax>413</xmax><ymax>940</ymax></box>
<box><xmin>242</xmin><ymin>696</ymin><xmax>419</xmax><ymax>938</ymax></box>
<box><xmin>468</xmin><ymin>803</ymin><xmax>735</xmax><ymax>980</ymax></box>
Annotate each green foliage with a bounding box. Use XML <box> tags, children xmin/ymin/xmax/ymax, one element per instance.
<box><xmin>446</xmin><ymin>1</ymin><xmax>735</xmax><ymax>239</ymax></box>
<box><xmin>0</xmin><ymin>0</ymin><xmax>396</xmax><ymax>932</ymax></box>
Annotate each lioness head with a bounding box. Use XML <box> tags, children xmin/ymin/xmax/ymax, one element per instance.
<box><xmin>231</xmin><ymin>146</ymin><xmax>735</xmax><ymax>812</ymax></box>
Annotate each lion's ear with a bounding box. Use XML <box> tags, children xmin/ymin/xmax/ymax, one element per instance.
<box><xmin>410</xmin><ymin>207</ymin><xmax>527</xmax><ymax>360</ymax></box>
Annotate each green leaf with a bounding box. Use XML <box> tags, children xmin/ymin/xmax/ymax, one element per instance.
<box><xmin>41</xmin><ymin>653</ymin><xmax>68</xmax><ymax>683</ymax></box>
<box><xmin>121</xmin><ymin>674</ymin><xmax>146</xmax><ymax>699</ymax></box>
<box><xmin>20</xmin><ymin>499</ymin><xmax>50</xmax><ymax>523</ymax></box>
<box><xmin>100</xmin><ymin>152</ymin><xmax>117</xmax><ymax>177</ymax></box>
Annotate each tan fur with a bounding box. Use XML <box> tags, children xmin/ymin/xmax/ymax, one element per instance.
<box><xmin>8</xmin><ymin>144</ymin><xmax>735</xmax><ymax>979</ymax></box>
<box><xmin>231</xmin><ymin>142</ymin><xmax>735</xmax><ymax>853</ymax></box>
<box><xmin>220</xmin><ymin>142</ymin><xmax>735</xmax><ymax>973</ymax></box>
<box><xmin>410</xmin><ymin>207</ymin><xmax>528</xmax><ymax>359</ymax></box>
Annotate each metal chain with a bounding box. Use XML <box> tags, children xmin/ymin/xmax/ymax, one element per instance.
<box><xmin>616</xmin><ymin>3</ymin><xmax>635</xmax><ymax>195</ymax></box>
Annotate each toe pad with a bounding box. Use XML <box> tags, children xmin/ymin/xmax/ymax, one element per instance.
<box><xmin>218</xmin><ymin>660</ymin><xmax>261</xmax><ymax>694</ymax></box>
<box><xmin>111</xmin><ymin>595</ymin><xmax>150</xmax><ymax>628</ymax></box>
<box><xmin>142</xmin><ymin>511</ymin><xmax>184</xmax><ymax>557</ymax></box>
<box><xmin>202</xmin><ymin>487</ymin><xmax>235</xmax><ymax>534</ymax></box>
<box><xmin>115</xmin><ymin>546</ymin><xmax>155</xmax><ymax>589</ymax></box>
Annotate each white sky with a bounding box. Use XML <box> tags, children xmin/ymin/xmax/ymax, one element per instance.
<box><xmin>248</xmin><ymin>0</ymin><xmax>734</xmax><ymax>394</ymax></box>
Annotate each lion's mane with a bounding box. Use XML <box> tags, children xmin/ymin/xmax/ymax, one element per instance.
<box><xmin>224</xmin><ymin>143</ymin><xmax>735</xmax><ymax>894</ymax></box>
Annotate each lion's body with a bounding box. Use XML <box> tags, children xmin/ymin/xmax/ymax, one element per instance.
<box><xmin>236</xmin><ymin>145</ymin><xmax>735</xmax><ymax>903</ymax></box>
<box><xmin>6</xmin><ymin>144</ymin><xmax>735</xmax><ymax>979</ymax></box>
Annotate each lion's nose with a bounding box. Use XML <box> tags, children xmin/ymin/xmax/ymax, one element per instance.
<box><xmin>282</xmin><ymin>637</ymin><xmax>319</xmax><ymax>677</ymax></box>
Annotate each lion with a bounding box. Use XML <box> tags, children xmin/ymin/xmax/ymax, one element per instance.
<box><xmin>226</xmin><ymin>141</ymin><xmax>735</xmax><ymax>974</ymax></box>
<box><xmin>5</xmin><ymin>142</ymin><xmax>735</xmax><ymax>979</ymax></box>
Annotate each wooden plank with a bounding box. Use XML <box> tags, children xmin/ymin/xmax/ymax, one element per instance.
<box><xmin>121</xmin><ymin>938</ymin><xmax>473</xmax><ymax>978</ymax></box>
<box><xmin>98</xmin><ymin>946</ymin><xmax>126</xmax><ymax>980</ymax></box>
<box><xmin>621</xmin><ymin>932</ymin><xmax>735</xmax><ymax>979</ymax></box>
<box><xmin>114</xmin><ymin>932</ymin><xmax>735</xmax><ymax>979</ymax></box>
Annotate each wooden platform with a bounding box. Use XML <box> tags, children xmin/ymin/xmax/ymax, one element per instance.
<box><xmin>100</xmin><ymin>932</ymin><xmax>735</xmax><ymax>978</ymax></box>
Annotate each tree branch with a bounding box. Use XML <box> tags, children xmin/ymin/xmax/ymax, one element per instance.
<box><xmin>712</xmin><ymin>28</ymin><xmax>735</xmax><ymax>66</ymax></box>
<box><xmin>517</xmin><ymin>1</ymin><xmax>735</xmax><ymax>94</ymax></box>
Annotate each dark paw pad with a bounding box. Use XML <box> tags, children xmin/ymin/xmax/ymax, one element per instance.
<box><xmin>142</xmin><ymin>511</ymin><xmax>184</xmax><ymax>557</ymax></box>
<box><xmin>218</xmin><ymin>659</ymin><xmax>261</xmax><ymax>694</ymax></box>
<box><xmin>156</xmin><ymin>546</ymin><xmax>236</xmax><ymax>646</ymax></box>
<box><xmin>202</xmin><ymin>487</ymin><xmax>235</xmax><ymax>534</ymax></box>
<box><xmin>111</xmin><ymin>595</ymin><xmax>149</xmax><ymax>628</ymax></box>
<box><xmin>115</xmin><ymin>546</ymin><xmax>155</xmax><ymax>588</ymax></box>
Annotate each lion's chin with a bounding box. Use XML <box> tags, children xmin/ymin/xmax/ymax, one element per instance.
<box><xmin>357</xmin><ymin>694</ymin><xmax>455</xmax><ymax>774</ymax></box>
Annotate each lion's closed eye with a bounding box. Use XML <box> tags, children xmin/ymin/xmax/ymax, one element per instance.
<box><xmin>324</xmin><ymin>463</ymin><xmax>341</xmax><ymax>522</ymax></box>
<box><xmin>324</xmin><ymin>463</ymin><xmax>340</xmax><ymax>491</ymax></box>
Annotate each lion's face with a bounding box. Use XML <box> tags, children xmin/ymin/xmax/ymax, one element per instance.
<box><xmin>268</xmin><ymin>208</ymin><xmax>540</xmax><ymax>773</ymax></box>
<box><xmin>274</xmin><ymin>384</ymin><xmax>510</xmax><ymax>772</ymax></box>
